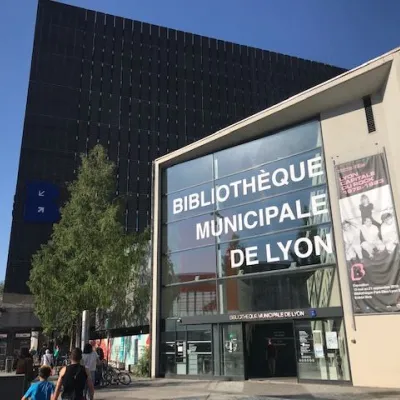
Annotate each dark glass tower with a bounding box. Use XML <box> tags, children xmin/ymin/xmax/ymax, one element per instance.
<box><xmin>4</xmin><ymin>0</ymin><xmax>345</xmax><ymax>295</ymax></box>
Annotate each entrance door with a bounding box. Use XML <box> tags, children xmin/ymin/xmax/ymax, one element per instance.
<box><xmin>245</xmin><ymin>322</ymin><xmax>297</xmax><ymax>379</ymax></box>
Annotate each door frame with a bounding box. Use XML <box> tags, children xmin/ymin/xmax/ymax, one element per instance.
<box><xmin>243</xmin><ymin>320</ymin><xmax>297</xmax><ymax>380</ymax></box>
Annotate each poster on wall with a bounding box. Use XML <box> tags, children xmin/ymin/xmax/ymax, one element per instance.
<box><xmin>335</xmin><ymin>153</ymin><xmax>400</xmax><ymax>314</ymax></box>
<box><xmin>312</xmin><ymin>330</ymin><xmax>324</xmax><ymax>358</ymax></box>
<box><xmin>325</xmin><ymin>332</ymin><xmax>339</xmax><ymax>350</ymax></box>
<box><xmin>298</xmin><ymin>329</ymin><xmax>316</xmax><ymax>363</ymax></box>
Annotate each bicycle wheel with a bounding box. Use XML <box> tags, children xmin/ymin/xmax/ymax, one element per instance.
<box><xmin>103</xmin><ymin>372</ymin><xmax>113</xmax><ymax>385</ymax></box>
<box><xmin>118</xmin><ymin>372</ymin><xmax>131</xmax><ymax>385</ymax></box>
<box><xmin>105</xmin><ymin>372</ymin><xmax>119</xmax><ymax>385</ymax></box>
<box><xmin>100</xmin><ymin>372</ymin><xmax>110</xmax><ymax>387</ymax></box>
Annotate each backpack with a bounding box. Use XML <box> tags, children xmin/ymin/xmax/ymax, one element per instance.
<box><xmin>62</xmin><ymin>364</ymin><xmax>87</xmax><ymax>400</ymax></box>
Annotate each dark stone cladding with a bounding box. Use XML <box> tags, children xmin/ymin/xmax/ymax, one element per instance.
<box><xmin>4</xmin><ymin>0</ymin><xmax>346</xmax><ymax>294</ymax></box>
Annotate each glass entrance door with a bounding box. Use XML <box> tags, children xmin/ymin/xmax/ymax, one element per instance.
<box><xmin>245</xmin><ymin>322</ymin><xmax>296</xmax><ymax>379</ymax></box>
<box><xmin>294</xmin><ymin>318</ymin><xmax>351</xmax><ymax>382</ymax></box>
<box><xmin>160</xmin><ymin>324</ymin><xmax>213</xmax><ymax>376</ymax></box>
<box><xmin>187</xmin><ymin>328</ymin><xmax>212</xmax><ymax>376</ymax></box>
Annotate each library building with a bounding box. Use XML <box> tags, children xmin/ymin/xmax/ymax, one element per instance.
<box><xmin>151</xmin><ymin>48</ymin><xmax>400</xmax><ymax>389</ymax></box>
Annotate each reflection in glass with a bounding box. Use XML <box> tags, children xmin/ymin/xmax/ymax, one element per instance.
<box><xmin>162</xmin><ymin>213</ymin><xmax>216</xmax><ymax>253</ymax></box>
<box><xmin>187</xmin><ymin>340</ymin><xmax>212</xmax><ymax>376</ymax></box>
<box><xmin>294</xmin><ymin>318</ymin><xmax>350</xmax><ymax>381</ymax></box>
<box><xmin>221</xmin><ymin>324</ymin><xmax>245</xmax><ymax>377</ymax></box>
<box><xmin>214</xmin><ymin>120</ymin><xmax>321</xmax><ymax>178</ymax></box>
<box><xmin>160</xmin><ymin>327</ymin><xmax>213</xmax><ymax>376</ymax></box>
<box><xmin>187</xmin><ymin>328</ymin><xmax>212</xmax><ymax>342</ymax></box>
<box><xmin>163</xmin><ymin>203</ymin><xmax>333</xmax><ymax>258</ymax></box>
<box><xmin>218</xmin><ymin>267</ymin><xmax>341</xmax><ymax>314</ymax></box>
<box><xmin>161</xmin><ymin>353</ymin><xmax>176</xmax><ymax>375</ymax></box>
<box><xmin>219</xmin><ymin>224</ymin><xmax>335</xmax><ymax>277</ymax></box>
<box><xmin>215</xmin><ymin>149</ymin><xmax>325</xmax><ymax>209</ymax></box>
<box><xmin>162</xmin><ymin>154</ymin><xmax>213</xmax><ymax>194</ymax></box>
<box><xmin>161</xmin><ymin>246</ymin><xmax>216</xmax><ymax>285</ymax></box>
<box><xmin>162</xmin><ymin>282</ymin><xmax>217</xmax><ymax>318</ymax></box>
<box><xmin>162</xmin><ymin>181</ymin><xmax>215</xmax><ymax>223</ymax></box>
<box><xmin>212</xmin><ymin>186</ymin><xmax>330</xmax><ymax>243</ymax></box>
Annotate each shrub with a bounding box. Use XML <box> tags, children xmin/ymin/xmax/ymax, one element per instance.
<box><xmin>133</xmin><ymin>346</ymin><xmax>150</xmax><ymax>377</ymax></box>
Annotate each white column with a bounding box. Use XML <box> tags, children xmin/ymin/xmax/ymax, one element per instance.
<box><xmin>81</xmin><ymin>310</ymin><xmax>90</xmax><ymax>350</ymax></box>
<box><xmin>30</xmin><ymin>331</ymin><xmax>39</xmax><ymax>351</ymax></box>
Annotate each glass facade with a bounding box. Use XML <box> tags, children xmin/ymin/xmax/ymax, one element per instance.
<box><xmin>159</xmin><ymin>120</ymin><xmax>350</xmax><ymax>381</ymax></box>
<box><xmin>294</xmin><ymin>318</ymin><xmax>351</xmax><ymax>381</ymax></box>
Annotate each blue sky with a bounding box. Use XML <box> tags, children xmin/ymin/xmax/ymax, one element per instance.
<box><xmin>0</xmin><ymin>0</ymin><xmax>400</xmax><ymax>282</ymax></box>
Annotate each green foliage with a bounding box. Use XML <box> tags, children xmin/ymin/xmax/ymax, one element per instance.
<box><xmin>0</xmin><ymin>281</ymin><xmax>3</xmax><ymax>299</ymax></box>
<box><xmin>133</xmin><ymin>346</ymin><xmax>150</xmax><ymax>377</ymax></box>
<box><xmin>28</xmin><ymin>145</ymin><xmax>150</xmax><ymax>335</ymax></box>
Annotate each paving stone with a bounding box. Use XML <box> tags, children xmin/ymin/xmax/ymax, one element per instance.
<box><xmin>90</xmin><ymin>378</ymin><xmax>400</xmax><ymax>400</ymax></box>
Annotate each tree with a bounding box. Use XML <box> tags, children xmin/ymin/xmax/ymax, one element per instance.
<box><xmin>28</xmin><ymin>145</ymin><xmax>149</xmax><ymax>336</ymax></box>
<box><xmin>0</xmin><ymin>281</ymin><xmax>4</xmax><ymax>300</ymax></box>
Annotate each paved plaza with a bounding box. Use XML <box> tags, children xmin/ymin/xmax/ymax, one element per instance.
<box><xmin>90</xmin><ymin>378</ymin><xmax>400</xmax><ymax>400</ymax></box>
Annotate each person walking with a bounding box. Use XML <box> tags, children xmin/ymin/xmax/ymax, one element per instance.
<box><xmin>15</xmin><ymin>348</ymin><xmax>35</xmax><ymax>392</ymax></box>
<box><xmin>42</xmin><ymin>350</ymin><xmax>54</xmax><ymax>369</ymax></box>
<box><xmin>22</xmin><ymin>365</ymin><xmax>54</xmax><ymax>400</ymax></box>
<box><xmin>38</xmin><ymin>344</ymin><xmax>47</xmax><ymax>362</ymax></box>
<box><xmin>53</xmin><ymin>345</ymin><xmax>60</xmax><ymax>367</ymax></box>
<box><xmin>94</xmin><ymin>343</ymin><xmax>105</xmax><ymax>386</ymax></box>
<box><xmin>82</xmin><ymin>343</ymin><xmax>99</xmax><ymax>386</ymax></box>
<box><xmin>266</xmin><ymin>338</ymin><xmax>277</xmax><ymax>377</ymax></box>
<box><xmin>52</xmin><ymin>347</ymin><xmax>94</xmax><ymax>400</ymax></box>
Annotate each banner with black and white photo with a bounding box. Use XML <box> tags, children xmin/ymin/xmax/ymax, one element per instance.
<box><xmin>336</xmin><ymin>153</ymin><xmax>400</xmax><ymax>314</ymax></box>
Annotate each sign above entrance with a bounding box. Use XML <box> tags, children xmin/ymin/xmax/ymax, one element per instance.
<box><xmin>15</xmin><ymin>333</ymin><xmax>31</xmax><ymax>338</ymax></box>
<box><xmin>228</xmin><ymin>309</ymin><xmax>308</xmax><ymax>322</ymax></box>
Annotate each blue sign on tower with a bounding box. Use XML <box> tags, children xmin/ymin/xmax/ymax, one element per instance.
<box><xmin>24</xmin><ymin>182</ymin><xmax>61</xmax><ymax>223</ymax></box>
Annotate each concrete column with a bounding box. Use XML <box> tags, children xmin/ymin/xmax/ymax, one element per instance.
<box><xmin>81</xmin><ymin>310</ymin><xmax>90</xmax><ymax>350</ymax></box>
<box><xmin>30</xmin><ymin>331</ymin><xmax>39</xmax><ymax>351</ymax></box>
<box><xmin>150</xmin><ymin>163</ymin><xmax>161</xmax><ymax>378</ymax></box>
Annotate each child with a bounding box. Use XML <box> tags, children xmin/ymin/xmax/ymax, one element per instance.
<box><xmin>21</xmin><ymin>365</ymin><xmax>54</xmax><ymax>400</ymax></box>
<box><xmin>359</xmin><ymin>194</ymin><xmax>380</xmax><ymax>228</ymax></box>
<box><xmin>342</xmin><ymin>220</ymin><xmax>363</xmax><ymax>261</ymax></box>
<box><xmin>361</xmin><ymin>217</ymin><xmax>385</xmax><ymax>258</ymax></box>
<box><xmin>381</xmin><ymin>212</ymin><xmax>399</xmax><ymax>253</ymax></box>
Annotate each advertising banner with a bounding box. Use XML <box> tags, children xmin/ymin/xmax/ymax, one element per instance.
<box><xmin>335</xmin><ymin>153</ymin><xmax>400</xmax><ymax>313</ymax></box>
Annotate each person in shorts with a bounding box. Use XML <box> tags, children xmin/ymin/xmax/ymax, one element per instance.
<box><xmin>22</xmin><ymin>365</ymin><xmax>54</xmax><ymax>400</ymax></box>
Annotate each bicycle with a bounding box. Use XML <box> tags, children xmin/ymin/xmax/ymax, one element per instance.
<box><xmin>102</xmin><ymin>364</ymin><xmax>131</xmax><ymax>386</ymax></box>
<box><xmin>56</xmin><ymin>355</ymin><xmax>71</xmax><ymax>375</ymax></box>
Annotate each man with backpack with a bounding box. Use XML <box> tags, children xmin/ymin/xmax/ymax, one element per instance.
<box><xmin>52</xmin><ymin>347</ymin><xmax>94</xmax><ymax>400</ymax></box>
